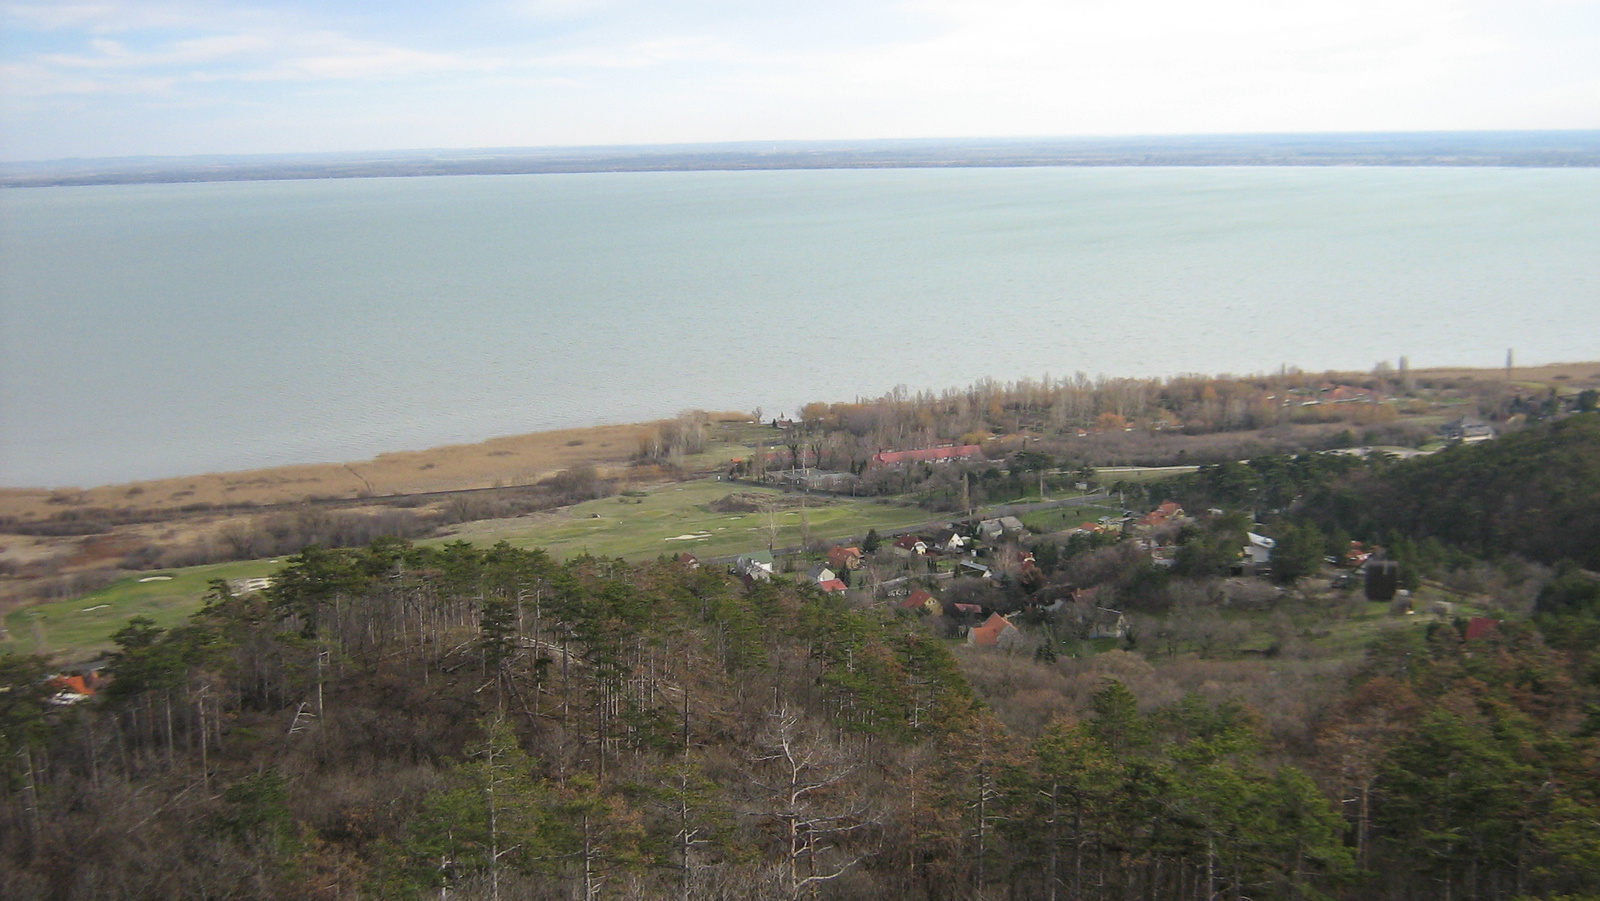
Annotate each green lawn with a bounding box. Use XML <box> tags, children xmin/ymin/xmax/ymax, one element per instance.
<box><xmin>3</xmin><ymin>559</ymin><xmax>282</xmax><ymax>661</ymax></box>
<box><xmin>436</xmin><ymin>478</ymin><xmax>932</xmax><ymax>560</ymax></box>
<box><xmin>1020</xmin><ymin>504</ymin><xmax>1126</xmax><ymax>534</ymax></box>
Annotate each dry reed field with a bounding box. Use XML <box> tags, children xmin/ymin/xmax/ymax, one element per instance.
<box><xmin>0</xmin><ymin>422</ymin><xmax>654</xmax><ymax>522</ymax></box>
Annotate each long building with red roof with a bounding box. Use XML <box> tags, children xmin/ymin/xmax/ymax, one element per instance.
<box><xmin>870</xmin><ymin>445</ymin><xmax>981</xmax><ymax>467</ymax></box>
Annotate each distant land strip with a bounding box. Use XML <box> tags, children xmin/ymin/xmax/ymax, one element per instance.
<box><xmin>5</xmin><ymin>131</ymin><xmax>1600</xmax><ymax>188</ymax></box>
<box><xmin>3</xmin><ymin>361</ymin><xmax>1595</xmax><ymax>517</ymax></box>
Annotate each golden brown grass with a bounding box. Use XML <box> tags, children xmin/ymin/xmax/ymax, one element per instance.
<box><xmin>1402</xmin><ymin>361</ymin><xmax>1600</xmax><ymax>387</ymax></box>
<box><xmin>0</xmin><ymin>422</ymin><xmax>658</xmax><ymax>521</ymax></box>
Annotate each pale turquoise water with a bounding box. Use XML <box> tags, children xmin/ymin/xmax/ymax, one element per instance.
<box><xmin>3</xmin><ymin>166</ymin><xmax>1598</xmax><ymax>487</ymax></box>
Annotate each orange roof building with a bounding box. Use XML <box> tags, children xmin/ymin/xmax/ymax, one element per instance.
<box><xmin>968</xmin><ymin>613</ymin><xmax>1021</xmax><ymax>648</ymax></box>
<box><xmin>900</xmin><ymin>589</ymin><xmax>940</xmax><ymax>615</ymax></box>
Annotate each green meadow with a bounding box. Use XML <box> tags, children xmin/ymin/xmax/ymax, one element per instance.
<box><xmin>1019</xmin><ymin>503</ymin><xmax>1127</xmax><ymax>533</ymax></box>
<box><xmin>437</xmin><ymin>478</ymin><xmax>932</xmax><ymax>560</ymax></box>
<box><xmin>3</xmin><ymin>559</ymin><xmax>281</xmax><ymax>660</ymax></box>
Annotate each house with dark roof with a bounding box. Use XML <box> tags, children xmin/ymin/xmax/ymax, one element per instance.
<box><xmin>732</xmin><ymin>553</ymin><xmax>775</xmax><ymax>582</ymax></box>
<box><xmin>892</xmin><ymin>535</ymin><xmax>928</xmax><ymax>556</ymax></box>
<box><xmin>997</xmin><ymin>516</ymin><xmax>1027</xmax><ymax>537</ymax></box>
<box><xmin>957</xmin><ymin>560</ymin><xmax>992</xmax><ymax>579</ymax></box>
<box><xmin>930</xmin><ymin>528</ymin><xmax>967</xmax><ymax>554</ymax></box>
<box><xmin>805</xmin><ymin>564</ymin><xmax>838</xmax><ymax>586</ymax></box>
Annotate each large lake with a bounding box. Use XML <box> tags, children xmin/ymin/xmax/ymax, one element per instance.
<box><xmin>3</xmin><ymin>166</ymin><xmax>1598</xmax><ymax>488</ymax></box>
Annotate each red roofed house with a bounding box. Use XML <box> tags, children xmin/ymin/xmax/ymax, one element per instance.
<box><xmin>1465</xmin><ymin>617</ymin><xmax>1501</xmax><ymax>642</ymax></box>
<box><xmin>1139</xmin><ymin>501</ymin><xmax>1186</xmax><ymax>529</ymax></box>
<box><xmin>1325</xmin><ymin>385</ymin><xmax>1378</xmax><ymax>404</ymax></box>
<box><xmin>968</xmin><ymin>613</ymin><xmax>1023</xmax><ymax>649</ymax></box>
<box><xmin>818</xmin><ymin>579</ymin><xmax>848</xmax><ymax>593</ymax></box>
<box><xmin>49</xmin><ymin>672</ymin><xmax>101</xmax><ymax>705</ymax></box>
<box><xmin>828</xmin><ymin>546</ymin><xmax>864</xmax><ymax>571</ymax></box>
<box><xmin>871</xmin><ymin>445</ymin><xmax>982</xmax><ymax>467</ymax></box>
<box><xmin>900</xmin><ymin>589</ymin><xmax>941</xmax><ymax>615</ymax></box>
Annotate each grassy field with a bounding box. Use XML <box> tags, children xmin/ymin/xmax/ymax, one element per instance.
<box><xmin>2</xmin><ymin>559</ymin><xmax>281</xmax><ymax>661</ymax></box>
<box><xmin>1020</xmin><ymin>503</ymin><xmax>1127</xmax><ymax>534</ymax></box>
<box><xmin>435</xmin><ymin>478</ymin><xmax>933</xmax><ymax>560</ymax></box>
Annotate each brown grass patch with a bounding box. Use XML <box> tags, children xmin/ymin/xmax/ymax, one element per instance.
<box><xmin>0</xmin><ymin>421</ymin><xmax>658</xmax><ymax>522</ymax></box>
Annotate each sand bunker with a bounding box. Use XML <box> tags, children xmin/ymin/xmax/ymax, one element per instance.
<box><xmin>137</xmin><ymin>575</ymin><xmax>173</xmax><ymax>582</ymax></box>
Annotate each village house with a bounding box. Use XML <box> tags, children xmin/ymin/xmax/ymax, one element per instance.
<box><xmin>48</xmin><ymin>671</ymin><xmax>102</xmax><ymax>706</ymax></box>
<box><xmin>732</xmin><ymin>552</ymin><xmax>775</xmax><ymax>583</ymax></box>
<box><xmin>892</xmin><ymin>535</ymin><xmax>928</xmax><ymax>557</ymax></box>
<box><xmin>817</xmin><ymin>579</ymin><xmax>848</xmax><ymax>594</ymax></box>
<box><xmin>1239</xmin><ymin>532</ymin><xmax>1276</xmax><ymax>575</ymax></box>
<box><xmin>827</xmin><ymin>545</ymin><xmax>865</xmax><ymax>571</ymax></box>
<box><xmin>900</xmin><ymin>589</ymin><xmax>941</xmax><ymax>616</ymax></box>
<box><xmin>1137</xmin><ymin>502</ymin><xmax>1186</xmax><ymax>530</ymax></box>
<box><xmin>804</xmin><ymin>564</ymin><xmax>837</xmax><ymax>586</ymax></box>
<box><xmin>1244</xmin><ymin>532</ymin><xmax>1275</xmax><ymax>565</ymax></box>
<box><xmin>957</xmin><ymin>560</ymin><xmax>993</xmax><ymax>579</ymax></box>
<box><xmin>968</xmin><ymin>612</ymin><xmax>1024</xmax><ymax>649</ymax></box>
<box><xmin>930</xmin><ymin>528</ymin><xmax>967</xmax><ymax>554</ymax></box>
<box><xmin>1341</xmin><ymin>541</ymin><xmax>1378</xmax><ymax>568</ymax></box>
<box><xmin>1323</xmin><ymin>384</ymin><xmax>1379</xmax><ymax>404</ymax></box>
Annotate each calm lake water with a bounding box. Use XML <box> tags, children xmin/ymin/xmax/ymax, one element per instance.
<box><xmin>3</xmin><ymin>166</ymin><xmax>1598</xmax><ymax>488</ymax></box>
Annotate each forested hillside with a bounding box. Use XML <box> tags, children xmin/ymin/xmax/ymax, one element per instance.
<box><xmin>1167</xmin><ymin>415</ymin><xmax>1600</xmax><ymax>570</ymax></box>
<box><xmin>6</xmin><ymin>543</ymin><xmax>1348</xmax><ymax>901</ymax></box>
<box><xmin>1317</xmin><ymin>415</ymin><xmax>1600</xmax><ymax>568</ymax></box>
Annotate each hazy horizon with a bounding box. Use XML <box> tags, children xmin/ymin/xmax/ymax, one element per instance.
<box><xmin>3</xmin><ymin>1</ymin><xmax>1596</xmax><ymax>162</ymax></box>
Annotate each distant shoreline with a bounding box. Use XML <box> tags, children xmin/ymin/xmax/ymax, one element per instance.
<box><xmin>3</xmin><ymin>361</ymin><xmax>1595</xmax><ymax>519</ymax></box>
<box><xmin>5</xmin><ymin>131</ymin><xmax>1600</xmax><ymax>188</ymax></box>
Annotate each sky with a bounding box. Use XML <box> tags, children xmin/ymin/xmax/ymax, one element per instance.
<box><xmin>2</xmin><ymin>0</ymin><xmax>1598</xmax><ymax>161</ymax></box>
